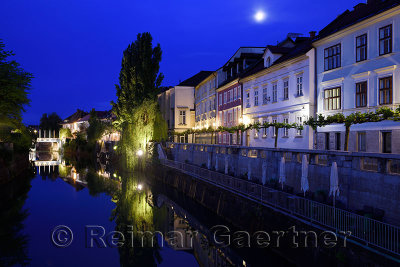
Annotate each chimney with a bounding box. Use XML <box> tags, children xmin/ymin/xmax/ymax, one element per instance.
<box><xmin>354</xmin><ymin>3</ymin><xmax>366</xmax><ymax>11</ymax></box>
<box><xmin>367</xmin><ymin>0</ymin><xmax>379</xmax><ymax>5</ymax></box>
<box><xmin>309</xmin><ymin>31</ymin><xmax>317</xmax><ymax>38</ymax></box>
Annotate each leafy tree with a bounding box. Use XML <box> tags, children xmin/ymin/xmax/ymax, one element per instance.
<box><xmin>39</xmin><ymin>112</ymin><xmax>62</xmax><ymax>131</ymax></box>
<box><xmin>86</xmin><ymin>109</ymin><xmax>107</xmax><ymax>143</ymax></box>
<box><xmin>59</xmin><ymin>128</ymin><xmax>72</xmax><ymax>139</ymax></box>
<box><xmin>112</xmin><ymin>32</ymin><xmax>164</xmax><ymax>127</ymax></box>
<box><xmin>0</xmin><ymin>40</ymin><xmax>32</xmax><ymax>125</ymax></box>
<box><xmin>112</xmin><ymin>33</ymin><xmax>167</xmax><ymax>169</ymax></box>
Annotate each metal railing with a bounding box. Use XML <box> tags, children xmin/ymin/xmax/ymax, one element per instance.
<box><xmin>160</xmin><ymin>158</ymin><xmax>400</xmax><ymax>257</ymax></box>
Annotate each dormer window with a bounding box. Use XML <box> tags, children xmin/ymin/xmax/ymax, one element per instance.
<box><xmin>266</xmin><ymin>57</ymin><xmax>271</xmax><ymax>67</ymax></box>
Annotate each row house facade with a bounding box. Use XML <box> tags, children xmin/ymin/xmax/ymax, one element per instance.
<box><xmin>216</xmin><ymin>47</ymin><xmax>265</xmax><ymax>145</ymax></box>
<box><xmin>172</xmin><ymin>0</ymin><xmax>400</xmax><ymax>153</ymax></box>
<box><xmin>314</xmin><ymin>0</ymin><xmax>400</xmax><ymax>153</ymax></box>
<box><xmin>158</xmin><ymin>71</ymin><xmax>213</xmax><ymax>143</ymax></box>
<box><xmin>194</xmin><ymin>72</ymin><xmax>218</xmax><ymax>144</ymax></box>
<box><xmin>241</xmin><ymin>37</ymin><xmax>316</xmax><ymax>149</ymax></box>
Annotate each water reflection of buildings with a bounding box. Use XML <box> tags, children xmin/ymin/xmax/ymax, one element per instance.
<box><xmin>29</xmin><ymin>151</ymin><xmax>121</xmax><ymax>191</ymax></box>
<box><xmin>157</xmin><ymin>195</ymin><xmax>245</xmax><ymax>267</ymax></box>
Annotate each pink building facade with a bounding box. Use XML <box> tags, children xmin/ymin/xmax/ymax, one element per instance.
<box><xmin>217</xmin><ymin>81</ymin><xmax>242</xmax><ymax>145</ymax></box>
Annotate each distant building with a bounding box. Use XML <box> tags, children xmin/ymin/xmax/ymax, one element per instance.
<box><xmin>158</xmin><ymin>71</ymin><xmax>213</xmax><ymax>143</ymax></box>
<box><xmin>216</xmin><ymin>47</ymin><xmax>265</xmax><ymax>145</ymax></box>
<box><xmin>60</xmin><ymin>109</ymin><xmax>88</xmax><ymax>133</ymax></box>
<box><xmin>313</xmin><ymin>0</ymin><xmax>400</xmax><ymax>153</ymax></box>
<box><xmin>241</xmin><ymin>36</ymin><xmax>315</xmax><ymax>149</ymax></box>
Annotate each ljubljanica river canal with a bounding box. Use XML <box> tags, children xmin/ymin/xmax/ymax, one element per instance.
<box><xmin>0</xmin><ymin>152</ymin><xmax>291</xmax><ymax>267</ymax></box>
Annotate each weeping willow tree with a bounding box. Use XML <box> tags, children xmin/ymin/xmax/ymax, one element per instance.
<box><xmin>112</xmin><ymin>33</ymin><xmax>167</xmax><ymax>170</ymax></box>
<box><xmin>118</xmin><ymin>99</ymin><xmax>167</xmax><ymax>169</ymax></box>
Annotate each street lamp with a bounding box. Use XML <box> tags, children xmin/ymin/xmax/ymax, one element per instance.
<box><xmin>137</xmin><ymin>184</ymin><xmax>143</xmax><ymax>190</ymax></box>
<box><xmin>136</xmin><ymin>149</ymin><xmax>143</xmax><ymax>156</ymax></box>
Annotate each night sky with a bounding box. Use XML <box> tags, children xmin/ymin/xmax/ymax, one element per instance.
<box><xmin>1</xmin><ymin>0</ymin><xmax>361</xmax><ymax>124</ymax></box>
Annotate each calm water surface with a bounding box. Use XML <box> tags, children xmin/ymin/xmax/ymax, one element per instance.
<box><xmin>0</xmin><ymin>155</ymin><xmax>291</xmax><ymax>267</ymax></box>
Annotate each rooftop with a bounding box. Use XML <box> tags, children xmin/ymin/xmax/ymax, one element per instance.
<box><xmin>177</xmin><ymin>71</ymin><xmax>214</xmax><ymax>87</ymax></box>
<box><xmin>316</xmin><ymin>0</ymin><xmax>400</xmax><ymax>41</ymax></box>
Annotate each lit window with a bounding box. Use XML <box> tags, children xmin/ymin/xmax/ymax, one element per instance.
<box><xmin>324</xmin><ymin>44</ymin><xmax>341</xmax><ymax>71</ymax></box>
<box><xmin>179</xmin><ymin>110</ymin><xmax>186</xmax><ymax>125</ymax></box>
<box><xmin>272</xmin><ymin>83</ymin><xmax>277</xmax><ymax>102</ymax></box>
<box><xmin>254</xmin><ymin>89</ymin><xmax>259</xmax><ymax>106</ymax></box>
<box><xmin>283</xmin><ymin>80</ymin><xmax>289</xmax><ymax>100</ymax></box>
<box><xmin>283</xmin><ymin>118</ymin><xmax>289</xmax><ymax>137</ymax></box>
<box><xmin>246</xmin><ymin>91</ymin><xmax>250</xmax><ymax>108</ymax></box>
<box><xmin>379</xmin><ymin>77</ymin><xmax>392</xmax><ymax>105</ymax></box>
<box><xmin>296</xmin><ymin>116</ymin><xmax>303</xmax><ymax>136</ymax></box>
<box><xmin>262</xmin><ymin>87</ymin><xmax>268</xmax><ymax>105</ymax></box>
<box><xmin>262</xmin><ymin>119</ymin><xmax>267</xmax><ymax>138</ymax></box>
<box><xmin>296</xmin><ymin>76</ymin><xmax>303</xmax><ymax>96</ymax></box>
<box><xmin>324</xmin><ymin>87</ymin><xmax>341</xmax><ymax>110</ymax></box>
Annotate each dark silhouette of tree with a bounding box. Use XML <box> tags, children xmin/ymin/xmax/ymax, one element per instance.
<box><xmin>39</xmin><ymin>112</ymin><xmax>62</xmax><ymax>131</ymax></box>
<box><xmin>111</xmin><ymin>32</ymin><xmax>164</xmax><ymax>126</ymax></box>
<box><xmin>0</xmin><ymin>40</ymin><xmax>32</xmax><ymax>125</ymax></box>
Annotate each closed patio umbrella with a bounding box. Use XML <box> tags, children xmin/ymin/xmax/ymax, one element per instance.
<box><xmin>329</xmin><ymin>162</ymin><xmax>339</xmax><ymax>199</ymax></box>
<box><xmin>279</xmin><ymin>157</ymin><xmax>286</xmax><ymax>190</ymax></box>
<box><xmin>329</xmin><ymin>161</ymin><xmax>340</xmax><ymax>227</ymax></box>
<box><xmin>301</xmin><ymin>154</ymin><xmax>309</xmax><ymax>197</ymax></box>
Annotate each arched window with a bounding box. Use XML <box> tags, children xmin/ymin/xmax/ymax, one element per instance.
<box><xmin>266</xmin><ymin>57</ymin><xmax>271</xmax><ymax>67</ymax></box>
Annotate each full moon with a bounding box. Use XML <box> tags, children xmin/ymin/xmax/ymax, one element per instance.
<box><xmin>254</xmin><ymin>10</ymin><xmax>266</xmax><ymax>22</ymax></box>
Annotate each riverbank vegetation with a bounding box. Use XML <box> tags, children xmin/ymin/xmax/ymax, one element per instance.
<box><xmin>0</xmin><ymin>39</ymin><xmax>34</xmax><ymax>181</ymax></box>
<box><xmin>63</xmin><ymin>109</ymin><xmax>112</xmax><ymax>163</ymax></box>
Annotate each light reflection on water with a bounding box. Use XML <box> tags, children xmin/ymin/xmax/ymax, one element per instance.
<box><xmin>2</xmin><ymin>152</ymin><xmax>253</xmax><ymax>266</ymax></box>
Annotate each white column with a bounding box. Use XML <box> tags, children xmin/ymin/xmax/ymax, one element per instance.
<box><xmin>39</xmin><ymin>130</ymin><xmax>41</xmax><ymax>138</ymax></box>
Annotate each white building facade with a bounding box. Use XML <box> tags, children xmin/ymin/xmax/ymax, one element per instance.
<box><xmin>314</xmin><ymin>1</ymin><xmax>400</xmax><ymax>153</ymax></box>
<box><xmin>194</xmin><ymin>72</ymin><xmax>217</xmax><ymax>144</ymax></box>
<box><xmin>241</xmin><ymin>38</ymin><xmax>315</xmax><ymax>149</ymax></box>
<box><xmin>158</xmin><ymin>71</ymin><xmax>213</xmax><ymax>143</ymax></box>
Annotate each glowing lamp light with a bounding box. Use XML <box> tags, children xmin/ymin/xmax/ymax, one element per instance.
<box><xmin>137</xmin><ymin>184</ymin><xmax>143</xmax><ymax>190</ymax></box>
<box><xmin>254</xmin><ymin>10</ymin><xmax>266</xmax><ymax>23</ymax></box>
<box><xmin>113</xmin><ymin>145</ymin><xmax>118</xmax><ymax>150</ymax></box>
<box><xmin>136</xmin><ymin>149</ymin><xmax>144</xmax><ymax>157</ymax></box>
<box><xmin>113</xmin><ymin>173</ymin><xmax>117</xmax><ymax>178</ymax></box>
<box><xmin>242</xmin><ymin>116</ymin><xmax>251</xmax><ymax>126</ymax></box>
<box><xmin>34</xmin><ymin>130</ymin><xmax>37</xmax><ymax>134</ymax></box>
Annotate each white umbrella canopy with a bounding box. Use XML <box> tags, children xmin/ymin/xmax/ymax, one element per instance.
<box><xmin>279</xmin><ymin>157</ymin><xmax>286</xmax><ymax>190</ymax></box>
<box><xmin>301</xmin><ymin>154</ymin><xmax>309</xmax><ymax>196</ymax></box>
<box><xmin>329</xmin><ymin>162</ymin><xmax>340</xmax><ymax>198</ymax></box>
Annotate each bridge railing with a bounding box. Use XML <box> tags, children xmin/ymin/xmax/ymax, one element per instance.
<box><xmin>160</xmin><ymin>158</ymin><xmax>400</xmax><ymax>257</ymax></box>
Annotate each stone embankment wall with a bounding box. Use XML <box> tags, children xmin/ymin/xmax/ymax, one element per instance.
<box><xmin>167</xmin><ymin>142</ymin><xmax>400</xmax><ymax>225</ymax></box>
